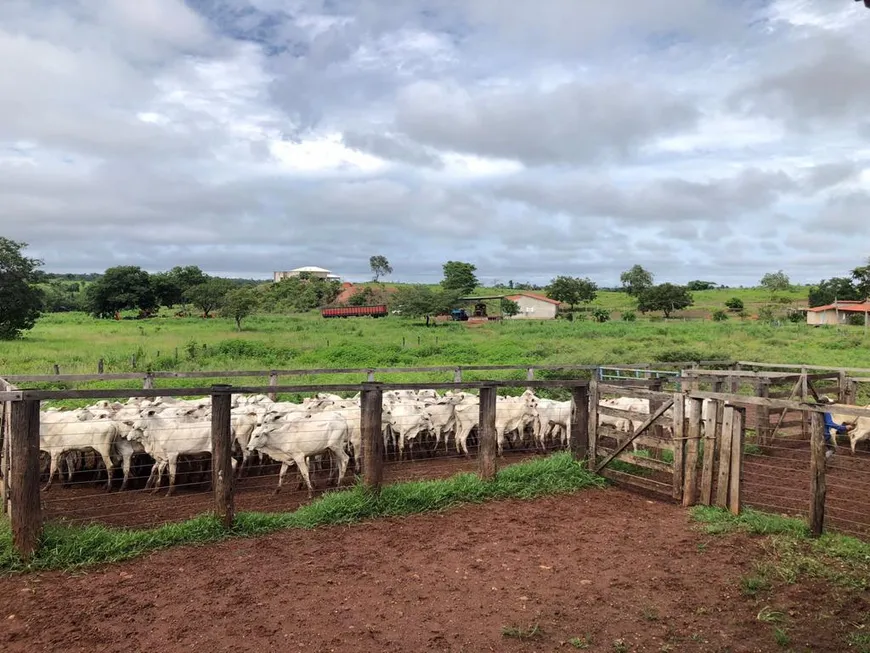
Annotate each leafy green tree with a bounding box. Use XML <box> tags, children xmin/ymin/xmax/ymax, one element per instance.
<box><xmin>620</xmin><ymin>265</ymin><xmax>654</xmax><ymax>297</ymax></box>
<box><xmin>621</xmin><ymin>310</ymin><xmax>637</xmax><ymax>322</ymax></box>
<box><xmin>221</xmin><ymin>287</ymin><xmax>259</xmax><ymax>330</ymax></box>
<box><xmin>591</xmin><ymin>307</ymin><xmax>610</xmax><ymax>323</ymax></box>
<box><xmin>185</xmin><ymin>278</ymin><xmax>233</xmax><ymax>317</ymax></box>
<box><xmin>392</xmin><ymin>285</ymin><xmax>459</xmax><ymax>325</ymax></box>
<box><xmin>369</xmin><ymin>255</ymin><xmax>393</xmax><ymax>282</ymax></box>
<box><xmin>808</xmin><ymin>277</ymin><xmax>860</xmax><ymax>308</ymax></box>
<box><xmin>687</xmin><ymin>280</ymin><xmax>717</xmax><ymax>291</ymax></box>
<box><xmin>0</xmin><ymin>237</ymin><xmax>44</xmax><ymax>339</ymax></box>
<box><xmin>546</xmin><ymin>276</ymin><xmax>597</xmax><ymax>310</ymax></box>
<box><xmin>151</xmin><ymin>272</ymin><xmax>183</xmax><ymax>309</ymax></box>
<box><xmin>725</xmin><ymin>297</ymin><xmax>745</xmax><ymax>312</ymax></box>
<box><xmin>760</xmin><ymin>270</ymin><xmax>791</xmax><ymax>294</ymax></box>
<box><xmin>637</xmin><ymin>284</ymin><xmax>694</xmax><ymax>318</ymax></box>
<box><xmin>441</xmin><ymin>261</ymin><xmax>478</xmax><ymax>295</ymax></box>
<box><xmin>348</xmin><ymin>287</ymin><xmax>375</xmax><ymax>306</ymax></box>
<box><xmin>262</xmin><ymin>277</ymin><xmax>340</xmax><ymax>313</ymax></box>
<box><xmin>41</xmin><ymin>281</ymin><xmax>85</xmax><ymax>312</ymax></box>
<box><xmin>711</xmin><ymin>310</ymin><xmax>728</xmax><ymax>322</ymax></box>
<box><xmin>86</xmin><ymin>266</ymin><xmax>157</xmax><ymax>318</ymax></box>
<box><xmin>852</xmin><ymin>259</ymin><xmax>870</xmax><ymax>299</ymax></box>
<box><xmin>501</xmin><ymin>298</ymin><xmax>520</xmax><ymax>318</ymax></box>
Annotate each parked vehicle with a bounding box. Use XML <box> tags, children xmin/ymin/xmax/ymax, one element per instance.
<box><xmin>321</xmin><ymin>304</ymin><xmax>388</xmax><ymax>318</ymax></box>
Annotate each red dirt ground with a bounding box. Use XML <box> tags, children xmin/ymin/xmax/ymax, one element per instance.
<box><xmin>2</xmin><ymin>487</ymin><xmax>867</xmax><ymax>652</ymax></box>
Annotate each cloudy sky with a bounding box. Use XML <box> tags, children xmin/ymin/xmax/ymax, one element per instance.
<box><xmin>2</xmin><ymin>1</ymin><xmax>869</xmax><ymax>286</ymax></box>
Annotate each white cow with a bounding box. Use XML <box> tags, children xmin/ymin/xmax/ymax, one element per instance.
<box><xmin>40</xmin><ymin>408</ymin><xmax>121</xmax><ymax>492</ymax></box>
<box><xmin>383</xmin><ymin>403</ymin><xmax>434</xmax><ymax>460</ymax></box>
<box><xmin>535</xmin><ymin>398</ymin><xmax>573</xmax><ymax>450</ymax></box>
<box><xmin>247</xmin><ymin>410</ymin><xmax>350</xmax><ymax>497</ymax></box>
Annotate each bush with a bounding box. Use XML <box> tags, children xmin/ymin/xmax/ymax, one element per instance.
<box><xmin>591</xmin><ymin>308</ymin><xmax>610</xmax><ymax>323</ymax></box>
<box><xmin>725</xmin><ymin>297</ymin><xmax>744</xmax><ymax>312</ymax></box>
<box><xmin>787</xmin><ymin>310</ymin><xmax>806</xmax><ymax>324</ymax></box>
<box><xmin>757</xmin><ymin>306</ymin><xmax>776</xmax><ymax>322</ymax></box>
<box><xmin>711</xmin><ymin>310</ymin><xmax>728</xmax><ymax>322</ymax></box>
<box><xmin>848</xmin><ymin>313</ymin><xmax>866</xmax><ymax>327</ymax></box>
<box><xmin>621</xmin><ymin>311</ymin><xmax>637</xmax><ymax>322</ymax></box>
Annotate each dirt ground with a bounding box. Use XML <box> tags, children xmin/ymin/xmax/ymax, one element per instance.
<box><xmin>2</xmin><ymin>487</ymin><xmax>867</xmax><ymax>653</ymax></box>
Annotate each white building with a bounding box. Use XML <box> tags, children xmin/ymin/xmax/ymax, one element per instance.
<box><xmin>505</xmin><ymin>293</ymin><xmax>562</xmax><ymax>320</ymax></box>
<box><xmin>273</xmin><ymin>266</ymin><xmax>341</xmax><ymax>282</ymax></box>
<box><xmin>805</xmin><ymin>301</ymin><xmax>870</xmax><ymax>326</ymax></box>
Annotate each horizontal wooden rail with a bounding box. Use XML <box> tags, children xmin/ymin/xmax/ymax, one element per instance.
<box><xmin>739</xmin><ymin>361</ymin><xmax>870</xmax><ymax>375</ymax></box>
<box><xmin>686</xmin><ymin>390</ymin><xmax>870</xmax><ymax>419</ymax></box>
<box><xmin>598</xmin><ymin>384</ymin><xmax>674</xmax><ymax>401</ymax></box>
<box><xmin>0</xmin><ymin>379</ymin><xmax>590</xmax><ymax>402</ymax></box>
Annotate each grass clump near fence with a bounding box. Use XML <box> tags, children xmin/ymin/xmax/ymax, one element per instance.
<box><xmin>0</xmin><ymin>453</ymin><xmax>605</xmax><ymax>573</ymax></box>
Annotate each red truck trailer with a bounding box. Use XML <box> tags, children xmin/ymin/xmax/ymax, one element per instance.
<box><xmin>320</xmin><ymin>304</ymin><xmax>388</xmax><ymax>318</ymax></box>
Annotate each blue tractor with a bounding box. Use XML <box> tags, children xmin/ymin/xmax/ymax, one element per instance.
<box><xmin>450</xmin><ymin>308</ymin><xmax>469</xmax><ymax>321</ymax></box>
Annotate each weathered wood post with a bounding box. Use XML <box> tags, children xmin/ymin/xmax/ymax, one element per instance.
<box><xmin>800</xmin><ymin>368</ymin><xmax>809</xmax><ymax>439</ymax></box>
<box><xmin>268</xmin><ymin>370</ymin><xmax>278</xmax><ymax>402</ymax></box>
<box><xmin>587</xmin><ymin>374</ymin><xmax>599</xmax><ymax>472</ymax></box>
<box><xmin>478</xmin><ymin>386</ymin><xmax>498</xmax><ymax>480</ymax></box>
<box><xmin>682</xmin><ymin>397</ymin><xmax>704</xmax><ymax>507</ymax></box>
<box><xmin>648</xmin><ymin>378</ymin><xmax>664</xmax><ymax>460</ymax></box>
<box><xmin>143</xmin><ymin>373</ymin><xmax>154</xmax><ymax>390</ymax></box>
<box><xmin>53</xmin><ymin>364</ymin><xmax>60</xmax><ymax>376</ymax></box>
<box><xmin>570</xmin><ymin>385</ymin><xmax>589</xmax><ymax>461</ymax></box>
<box><xmin>453</xmin><ymin>368</ymin><xmax>462</xmax><ymax>383</ymax></box>
<box><xmin>0</xmin><ymin>384</ymin><xmax>11</xmax><ymax>516</ymax></box>
<box><xmin>699</xmin><ymin>398</ymin><xmax>719</xmax><ymax>506</ymax></box>
<box><xmin>728</xmin><ymin>407</ymin><xmax>745</xmax><ymax>516</ymax></box>
<box><xmin>809</xmin><ymin>410</ymin><xmax>826</xmax><ymax>537</ymax></box>
<box><xmin>837</xmin><ymin>371</ymin><xmax>849</xmax><ymax>404</ymax></box>
<box><xmin>846</xmin><ymin>378</ymin><xmax>859</xmax><ymax>406</ymax></box>
<box><xmin>366</xmin><ymin>370</ymin><xmax>375</xmax><ymax>382</ymax></box>
<box><xmin>672</xmin><ymin>392</ymin><xmax>686</xmax><ymax>501</ymax></box>
<box><xmin>98</xmin><ymin>358</ymin><xmax>104</xmax><ymax>374</ymax></box>
<box><xmin>526</xmin><ymin>368</ymin><xmax>535</xmax><ymax>382</ymax></box>
<box><xmin>10</xmin><ymin>398</ymin><xmax>42</xmax><ymax>560</ymax></box>
<box><xmin>210</xmin><ymin>385</ymin><xmax>234</xmax><ymax>529</ymax></box>
<box><xmin>360</xmin><ymin>383</ymin><xmax>384</xmax><ymax>493</ymax></box>
<box><xmin>755</xmin><ymin>378</ymin><xmax>770</xmax><ymax>446</ymax></box>
<box><xmin>715</xmin><ymin>406</ymin><xmax>736</xmax><ymax>509</ymax></box>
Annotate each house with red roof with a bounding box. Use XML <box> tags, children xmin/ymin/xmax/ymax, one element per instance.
<box><xmin>504</xmin><ymin>292</ymin><xmax>563</xmax><ymax>319</ymax></box>
<box><xmin>805</xmin><ymin>300</ymin><xmax>870</xmax><ymax>326</ymax></box>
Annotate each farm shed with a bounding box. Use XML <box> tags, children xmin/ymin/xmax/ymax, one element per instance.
<box><xmin>806</xmin><ymin>301</ymin><xmax>870</xmax><ymax>326</ymax></box>
<box><xmin>505</xmin><ymin>293</ymin><xmax>561</xmax><ymax>320</ymax></box>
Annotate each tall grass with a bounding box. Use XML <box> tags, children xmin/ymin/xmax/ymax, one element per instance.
<box><xmin>0</xmin><ymin>453</ymin><xmax>606</xmax><ymax>573</ymax></box>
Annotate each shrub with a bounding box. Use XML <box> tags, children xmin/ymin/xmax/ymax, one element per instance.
<box><xmin>757</xmin><ymin>306</ymin><xmax>776</xmax><ymax>323</ymax></box>
<box><xmin>591</xmin><ymin>308</ymin><xmax>610</xmax><ymax>323</ymax></box>
<box><xmin>788</xmin><ymin>310</ymin><xmax>806</xmax><ymax>323</ymax></box>
<box><xmin>621</xmin><ymin>311</ymin><xmax>637</xmax><ymax>322</ymax></box>
<box><xmin>711</xmin><ymin>310</ymin><xmax>728</xmax><ymax>322</ymax></box>
<box><xmin>725</xmin><ymin>297</ymin><xmax>744</xmax><ymax>312</ymax></box>
<box><xmin>848</xmin><ymin>313</ymin><xmax>866</xmax><ymax>327</ymax></box>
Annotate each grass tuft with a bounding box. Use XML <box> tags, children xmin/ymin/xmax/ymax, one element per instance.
<box><xmin>0</xmin><ymin>453</ymin><xmax>605</xmax><ymax>573</ymax></box>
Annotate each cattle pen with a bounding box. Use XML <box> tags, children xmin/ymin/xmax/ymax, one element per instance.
<box><xmin>2</xmin><ymin>361</ymin><xmax>870</xmax><ymax>561</ymax></box>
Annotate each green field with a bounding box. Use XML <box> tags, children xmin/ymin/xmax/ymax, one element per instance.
<box><xmin>1</xmin><ymin>286</ymin><xmax>867</xmax><ymax>388</ymax></box>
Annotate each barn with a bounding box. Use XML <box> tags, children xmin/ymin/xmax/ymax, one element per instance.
<box><xmin>806</xmin><ymin>301</ymin><xmax>870</xmax><ymax>326</ymax></box>
<box><xmin>505</xmin><ymin>293</ymin><xmax>562</xmax><ymax>320</ymax></box>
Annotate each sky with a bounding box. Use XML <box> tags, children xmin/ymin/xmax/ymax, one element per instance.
<box><xmin>1</xmin><ymin>0</ymin><xmax>869</xmax><ymax>287</ymax></box>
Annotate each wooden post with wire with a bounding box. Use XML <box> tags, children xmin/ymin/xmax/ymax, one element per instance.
<box><xmin>361</xmin><ymin>383</ymin><xmax>384</xmax><ymax>493</ymax></box>
<box><xmin>809</xmin><ymin>411</ymin><xmax>826</xmax><ymax>537</ymax></box>
<box><xmin>210</xmin><ymin>385</ymin><xmax>234</xmax><ymax>529</ymax></box>
<box><xmin>10</xmin><ymin>398</ymin><xmax>42</xmax><ymax>560</ymax></box>
<box><xmin>478</xmin><ymin>386</ymin><xmax>498</xmax><ymax>480</ymax></box>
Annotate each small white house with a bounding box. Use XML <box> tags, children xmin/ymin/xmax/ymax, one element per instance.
<box><xmin>806</xmin><ymin>301</ymin><xmax>870</xmax><ymax>326</ymax></box>
<box><xmin>273</xmin><ymin>266</ymin><xmax>341</xmax><ymax>282</ymax></box>
<box><xmin>505</xmin><ymin>293</ymin><xmax>561</xmax><ymax>320</ymax></box>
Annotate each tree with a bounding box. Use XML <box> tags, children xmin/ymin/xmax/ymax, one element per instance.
<box><xmin>546</xmin><ymin>276</ymin><xmax>598</xmax><ymax>310</ymax></box>
<box><xmin>808</xmin><ymin>277</ymin><xmax>860</xmax><ymax>308</ymax></box>
<box><xmin>347</xmin><ymin>287</ymin><xmax>375</xmax><ymax>306</ymax></box>
<box><xmin>760</xmin><ymin>270</ymin><xmax>791</xmax><ymax>294</ymax></box>
<box><xmin>687</xmin><ymin>280</ymin><xmax>717</xmax><ymax>291</ymax></box>
<box><xmin>851</xmin><ymin>259</ymin><xmax>870</xmax><ymax>299</ymax></box>
<box><xmin>86</xmin><ymin>266</ymin><xmax>157</xmax><ymax>318</ymax></box>
<box><xmin>392</xmin><ymin>285</ymin><xmax>459</xmax><ymax>325</ymax></box>
<box><xmin>501</xmin><ymin>298</ymin><xmax>520</xmax><ymax>318</ymax></box>
<box><xmin>369</xmin><ymin>255</ymin><xmax>393</xmax><ymax>282</ymax></box>
<box><xmin>637</xmin><ymin>283</ymin><xmax>694</xmax><ymax>318</ymax></box>
<box><xmin>0</xmin><ymin>238</ymin><xmax>43</xmax><ymax>339</ymax></box>
<box><xmin>184</xmin><ymin>278</ymin><xmax>233</xmax><ymax>317</ymax></box>
<box><xmin>711</xmin><ymin>310</ymin><xmax>728</xmax><ymax>322</ymax></box>
<box><xmin>591</xmin><ymin>308</ymin><xmax>610</xmax><ymax>323</ymax></box>
<box><xmin>441</xmin><ymin>261</ymin><xmax>478</xmax><ymax>295</ymax></box>
<box><xmin>222</xmin><ymin>287</ymin><xmax>259</xmax><ymax>330</ymax></box>
<box><xmin>620</xmin><ymin>265</ymin><xmax>654</xmax><ymax>297</ymax></box>
<box><xmin>151</xmin><ymin>272</ymin><xmax>183</xmax><ymax>309</ymax></box>
<box><xmin>725</xmin><ymin>297</ymin><xmax>745</xmax><ymax>312</ymax></box>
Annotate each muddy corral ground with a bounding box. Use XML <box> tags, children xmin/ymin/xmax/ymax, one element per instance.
<box><xmin>2</xmin><ymin>488</ymin><xmax>867</xmax><ymax>653</ymax></box>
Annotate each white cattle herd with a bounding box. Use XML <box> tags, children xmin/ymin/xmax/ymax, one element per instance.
<box><xmin>34</xmin><ymin>388</ymin><xmax>870</xmax><ymax>498</ymax></box>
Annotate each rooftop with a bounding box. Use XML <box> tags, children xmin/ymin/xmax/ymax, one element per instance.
<box><xmin>807</xmin><ymin>301</ymin><xmax>870</xmax><ymax>313</ymax></box>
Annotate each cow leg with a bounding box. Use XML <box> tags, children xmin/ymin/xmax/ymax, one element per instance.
<box><xmin>96</xmin><ymin>446</ymin><xmax>114</xmax><ymax>492</ymax></box>
<box><xmin>43</xmin><ymin>452</ymin><xmax>61</xmax><ymax>492</ymax></box>
<box><xmin>145</xmin><ymin>461</ymin><xmax>160</xmax><ymax>490</ymax></box>
<box><xmin>275</xmin><ymin>461</ymin><xmax>292</xmax><ymax>495</ymax></box>
<box><xmin>166</xmin><ymin>453</ymin><xmax>180</xmax><ymax>496</ymax></box>
<box><xmin>150</xmin><ymin>460</ymin><xmax>166</xmax><ymax>493</ymax></box>
<box><xmin>293</xmin><ymin>454</ymin><xmax>315</xmax><ymax>498</ymax></box>
<box><xmin>332</xmin><ymin>445</ymin><xmax>350</xmax><ymax>488</ymax></box>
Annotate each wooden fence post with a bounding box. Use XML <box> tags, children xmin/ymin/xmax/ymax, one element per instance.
<box><xmin>715</xmin><ymin>407</ymin><xmax>735</xmax><ymax>508</ymax></box>
<box><xmin>671</xmin><ymin>392</ymin><xmax>686</xmax><ymax>501</ymax></box>
<box><xmin>143</xmin><ymin>373</ymin><xmax>154</xmax><ymax>390</ymax></box>
<box><xmin>98</xmin><ymin>358</ymin><xmax>104</xmax><ymax>374</ymax></box>
<box><xmin>682</xmin><ymin>398</ymin><xmax>703</xmax><ymax>507</ymax></box>
<box><xmin>699</xmin><ymin>399</ymin><xmax>719</xmax><ymax>506</ymax></box>
<box><xmin>809</xmin><ymin>410</ymin><xmax>826</xmax><ymax>537</ymax></box>
<box><xmin>0</xmin><ymin>390</ymin><xmax>10</xmax><ymax>516</ymax></box>
<box><xmin>728</xmin><ymin>408</ymin><xmax>745</xmax><ymax>515</ymax></box>
<box><xmin>10</xmin><ymin>399</ymin><xmax>42</xmax><ymax>560</ymax></box>
<box><xmin>268</xmin><ymin>371</ymin><xmax>278</xmax><ymax>402</ymax></box>
<box><xmin>526</xmin><ymin>368</ymin><xmax>535</xmax><ymax>382</ymax></box>
<box><xmin>366</xmin><ymin>370</ymin><xmax>375</xmax><ymax>382</ymax></box>
<box><xmin>453</xmin><ymin>368</ymin><xmax>462</xmax><ymax>383</ymax></box>
<box><xmin>361</xmin><ymin>383</ymin><xmax>384</xmax><ymax>493</ymax></box>
<box><xmin>570</xmin><ymin>385</ymin><xmax>589</xmax><ymax>461</ymax></box>
<box><xmin>838</xmin><ymin>371</ymin><xmax>849</xmax><ymax>404</ymax></box>
<box><xmin>587</xmin><ymin>376</ymin><xmax>599</xmax><ymax>472</ymax></box>
<box><xmin>478</xmin><ymin>386</ymin><xmax>497</xmax><ymax>480</ymax></box>
<box><xmin>846</xmin><ymin>379</ymin><xmax>858</xmax><ymax>406</ymax></box>
<box><xmin>755</xmin><ymin>379</ymin><xmax>770</xmax><ymax>446</ymax></box>
<box><xmin>53</xmin><ymin>364</ymin><xmax>60</xmax><ymax>376</ymax></box>
<box><xmin>800</xmin><ymin>369</ymin><xmax>809</xmax><ymax>439</ymax></box>
<box><xmin>648</xmin><ymin>379</ymin><xmax>664</xmax><ymax>460</ymax></box>
<box><xmin>210</xmin><ymin>385</ymin><xmax>234</xmax><ymax>529</ymax></box>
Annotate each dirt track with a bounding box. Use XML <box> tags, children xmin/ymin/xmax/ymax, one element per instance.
<box><xmin>2</xmin><ymin>487</ymin><xmax>867</xmax><ymax>653</ymax></box>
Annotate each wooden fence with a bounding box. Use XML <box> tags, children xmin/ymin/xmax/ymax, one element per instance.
<box><xmin>3</xmin><ymin>363</ymin><xmax>870</xmax><ymax>560</ymax></box>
